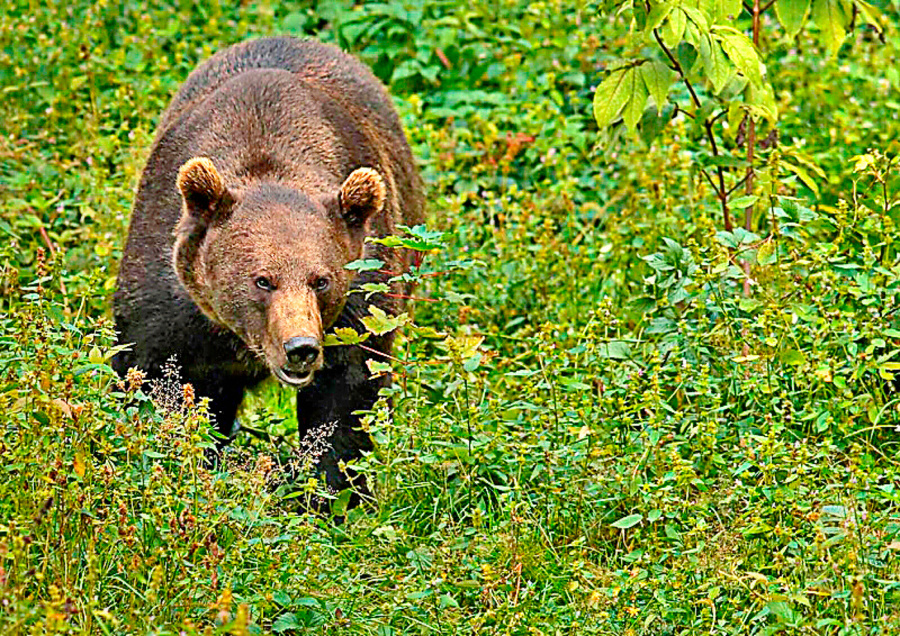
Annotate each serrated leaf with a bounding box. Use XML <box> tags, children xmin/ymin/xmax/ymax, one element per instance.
<box><xmin>272</xmin><ymin>613</ymin><xmax>302</xmax><ymax>633</ymax></box>
<box><xmin>593</xmin><ymin>66</ymin><xmax>633</xmax><ymax>129</ymax></box>
<box><xmin>641</xmin><ymin>61</ymin><xmax>675</xmax><ymax>114</ymax></box>
<box><xmin>698</xmin><ymin>0</ymin><xmax>743</xmax><ymax>21</ymax></box>
<box><xmin>812</xmin><ymin>0</ymin><xmax>849</xmax><ymax>58</ymax></box>
<box><xmin>345</xmin><ymin>258</ymin><xmax>385</xmax><ymax>272</ymax></box>
<box><xmin>661</xmin><ymin>8</ymin><xmax>687</xmax><ymax>47</ymax></box>
<box><xmin>612</xmin><ymin>513</ymin><xmax>643</xmax><ymax>529</ymax></box>
<box><xmin>713</xmin><ymin>26</ymin><xmax>764</xmax><ymax>87</ymax></box>
<box><xmin>89</xmin><ymin>346</ymin><xmax>103</xmax><ymax>365</ymax></box>
<box><xmin>598</xmin><ymin>340</ymin><xmax>632</xmax><ymax>360</ymax></box>
<box><xmin>323</xmin><ymin>327</ymin><xmax>370</xmax><ymax>346</ymax></box>
<box><xmin>361</xmin><ymin>306</ymin><xmax>409</xmax><ymax>336</ymax></box>
<box><xmin>853</xmin><ymin>0</ymin><xmax>884</xmax><ymax>33</ymax></box>
<box><xmin>757</xmin><ymin>239</ymin><xmax>776</xmax><ymax>265</ymax></box>
<box><xmin>782</xmin><ymin>161</ymin><xmax>820</xmax><ymax>196</ymax></box>
<box><xmin>775</xmin><ymin>0</ymin><xmax>811</xmax><ymax>36</ymax></box>
<box><xmin>396</xmin><ymin>224</ymin><xmax>446</xmax><ymax>251</ymax></box>
<box><xmin>645</xmin><ymin>1</ymin><xmax>674</xmax><ymax>34</ymax></box>
<box><xmin>354</xmin><ymin>282</ymin><xmax>390</xmax><ymax>299</ymax></box>
<box><xmin>366</xmin><ymin>359</ymin><xmax>392</xmax><ymax>377</ymax></box>
<box><xmin>730</xmin><ymin>194</ymin><xmax>758</xmax><ymax>209</ymax></box>
<box><xmin>746</xmin><ymin>80</ymin><xmax>778</xmax><ymax>122</ymax></box>
<box><xmin>715</xmin><ymin>230</ymin><xmax>739</xmax><ymax>248</ymax></box>
<box><xmin>739</xmin><ymin>297</ymin><xmax>762</xmax><ymax>312</ymax></box>
<box><xmin>680</xmin><ymin>5</ymin><xmax>710</xmax><ymax>32</ymax></box>
<box><xmin>698</xmin><ymin>34</ymin><xmax>733</xmax><ymax>94</ymax></box>
<box><xmin>622</xmin><ymin>69</ymin><xmax>649</xmax><ymax>136</ymax></box>
<box><xmin>726</xmin><ymin>101</ymin><xmax>746</xmax><ymax>140</ymax></box>
<box><xmin>367</xmin><ymin>225</ymin><xmax>444</xmax><ymax>251</ymax></box>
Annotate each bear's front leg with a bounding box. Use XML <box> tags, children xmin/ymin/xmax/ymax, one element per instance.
<box><xmin>294</xmin><ymin>340</ymin><xmax>391</xmax><ymax>501</ymax></box>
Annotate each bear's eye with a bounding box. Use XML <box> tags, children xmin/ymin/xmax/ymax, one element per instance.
<box><xmin>313</xmin><ymin>277</ymin><xmax>330</xmax><ymax>293</ymax></box>
<box><xmin>255</xmin><ymin>276</ymin><xmax>276</xmax><ymax>292</ymax></box>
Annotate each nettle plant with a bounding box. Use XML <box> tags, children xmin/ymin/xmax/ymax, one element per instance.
<box><xmin>328</xmin><ymin>224</ymin><xmax>477</xmax><ymax>373</ymax></box>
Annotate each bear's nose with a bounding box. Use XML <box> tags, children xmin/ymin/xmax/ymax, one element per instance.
<box><xmin>284</xmin><ymin>336</ymin><xmax>321</xmax><ymax>368</ymax></box>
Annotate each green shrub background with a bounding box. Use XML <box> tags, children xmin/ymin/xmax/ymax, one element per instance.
<box><xmin>2</xmin><ymin>1</ymin><xmax>900</xmax><ymax>634</ymax></box>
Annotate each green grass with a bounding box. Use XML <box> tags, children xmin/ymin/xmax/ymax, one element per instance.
<box><xmin>2</xmin><ymin>1</ymin><xmax>900</xmax><ymax>634</ymax></box>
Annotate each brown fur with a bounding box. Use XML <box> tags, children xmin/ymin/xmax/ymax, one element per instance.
<box><xmin>113</xmin><ymin>37</ymin><xmax>425</xmax><ymax>497</ymax></box>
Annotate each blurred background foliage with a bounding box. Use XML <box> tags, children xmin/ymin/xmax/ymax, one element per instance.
<box><xmin>2</xmin><ymin>0</ymin><xmax>900</xmax><ymax>634</ymax></box>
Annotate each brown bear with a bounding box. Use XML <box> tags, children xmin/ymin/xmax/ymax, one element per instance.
<box><xmin>112</xmin><ymin>36</ymin><xmax>424</xmax><ymax>497</ymax></box>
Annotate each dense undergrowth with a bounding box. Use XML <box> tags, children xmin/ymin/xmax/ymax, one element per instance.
<box><xmin>2</xmin><ymin>1</ymin><xmax>900</xmax><ymax>634</ymax></box>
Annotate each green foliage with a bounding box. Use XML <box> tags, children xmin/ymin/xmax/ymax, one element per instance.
<box><xmin>2</xmin><ymin>0</ymin><xmax>900</xmax><ymax>634</ymax></box>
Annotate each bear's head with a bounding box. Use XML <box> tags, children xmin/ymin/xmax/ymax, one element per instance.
<box><xmin>172</xmin><ymin>157</ymin><xmax>386</xmax><ymax>387</ymax></box>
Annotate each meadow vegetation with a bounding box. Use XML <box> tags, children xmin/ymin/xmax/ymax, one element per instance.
<box><xmin>1</xmin><ymin>0</ymin><xmax>900</xmax><ymax>633</ymax></box>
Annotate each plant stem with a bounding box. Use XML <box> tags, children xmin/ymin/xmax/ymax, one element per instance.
<box><xmin>741</xmin><ymin>0</ymin><xmax>763</xmax><ymax>356</ymax></box>
<box><xmin>654</xmin><ymin>29</ymin><xmax>732</xmax><ymax>231</ymax></box>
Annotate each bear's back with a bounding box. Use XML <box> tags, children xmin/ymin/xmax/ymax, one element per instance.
<box><xmin>158</xmin><ymin>37</ymin><xmax>401</xmax><ymax>144</ymax></box>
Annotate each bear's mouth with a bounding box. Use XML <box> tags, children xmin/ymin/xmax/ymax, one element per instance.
<box><xmin>274</xmin><ymin>366</ymin><xmax>316</xmax><ymax>388</ymax></box>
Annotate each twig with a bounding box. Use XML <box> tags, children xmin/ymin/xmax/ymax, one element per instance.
<box><xmin>726</xmin><ymin>172</ymin><xmax>752</xmax><ymax>197</ymax></box>
<box><xmin>38</xmin><ymin>224</ymin><xmax>68</xmax><ymax>298</ymax></box>
<box><xmin>384</xmin><ymin>293</ymin><xmax>440</xmax><ymax>303</ymax></box>
<box><xmin>654</xmin><ymin>28</ymin><xmax>732</xmax><ymax>230</ymax></box>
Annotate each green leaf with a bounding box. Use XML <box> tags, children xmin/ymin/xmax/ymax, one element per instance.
<box><xmin>715</xmin><ymin>231</ymin><xmax>739</xmax><ymax>248</ymax></box>
<box><xmin>641</xmin><ymin>61</ymin><xmax>675</xmax><ymax>114</ymax></box>
<box><xmin>598</xmin><ymin>340</ymin><xmax>632</xmax><ymax>360</ymax></box>
<box><xmin>757</xmin><ymin>239</ymin><xmax>776</xmax><ymax>265</ymax></box>
<box><xmin>645</xmin><ymin>1</ymin><xmax>674</xmax><ymax>34</ymax></box>
<box><xmin>398</xmin><ymin>224</ymin><xmax>446</xmax><ymax>251</ymax></box>
<box><xmin>775</xmin><ymin>0</ymin><xmax>811</xmax><ymax>37</ymax></box>
<box><xmin>746</xmin><ymin>80</ymin><xmax>778</xmax><ymax>122</ymax></box>
<box><xmin>366</xmin><ymin>359</ymin><xmax>392</xmax><ymax>377</ymax></box>
<box><xmin>639</xmin><ymin>102</ymin><xmax>675</xmax><ymax>145</ymax></box>
<box><xmin>323</xmin><ymin>327</ymin><xmax>370</xmax><ymax>346</ymax></box>
<box><xmin>593</xmin><ymin>66</ymin><xmax>633</xmax><ymax>129</ymax></box>
<box><xmin>353</xmin><ymin>282</ymin><xmax>390</xmax><ymax>298</ymax></box>
<box><xmin>612</xmin><ymin>513</ymin><xmax>643</xmax><ymax>529</ymax></box>
<box><xmin>698</xmin><ymin>34</ymin><xmax>733</xmax><ymax>94</ymax></box>
<box><xmin>779</xmin><ymin>349</ymin><xmax>807</xmax><ymax>365</ymax></box>
<box><xmin>730</xmin><ymin>194</ymin><xmax>758</xmax><ymax>209</ymax></box>
<box><xmin>361</xmin><ymin>305</ymin><xmax>409</xmax><ymax>336</ymax></box>
<box><xmin>853</xmin><ymin>0</ymin><xmax>884</xmax><ymax>34</ymax></box>
<box><xmin>721</xmin><ymin>0</ymin><xmax>743</xmax><ymax>20</ymax></box>
<box><xmin>272</xmin><ymin>613</ymin><xmax>302</xmax><ymax>633</ymax></box>
<box><xmin>699</xmin><ymin>0</ymin><xmax>743</xmax><ymax>24</ymax></box>
<box><xmin>782</xmin><ymin>161</ymin><xmax>820</xmax><ymax>196</ymax></box>
<box><xmin>345</xmin><ymin>258</ymin><xmax>385</xmax><ymax>272</ymax></box>
<box><xmin>680</xmin><ymin>6</ymin><xmax>710</xmax><ymax>33</ymax></box>
<box><xmin>660</xmin><ymin>8</ymin><xmax>687</xmax><ymax>48</ymax></box>
<box><xmin>712</xmin><ymin>26</ymin><xmax>764</xmax><ymax>87</ymax></box>
<box><xmin>622</xmin><ymin>69</ymin><xmax>649</xmax><ymax>136</ymax></box>
<box><xmin>811</xmin><ymin>0</ymin><xmax>849</xmax><ymax>58</ymax></box>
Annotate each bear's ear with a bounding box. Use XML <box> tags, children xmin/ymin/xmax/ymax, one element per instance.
<box><xmin>338</xmin><ymin>167</ymin><xmax>386</xmax><ymax>228</ymax></box>
<box><xmin>177</xmin><ymin>157</ymin><xmax>233</xmax><ymax>224</ymax></box>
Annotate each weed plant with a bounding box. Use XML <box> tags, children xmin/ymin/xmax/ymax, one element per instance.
<box><xmin>2</xmin><ymin>1</ymin><xmax>900</xmax><ymax>634</ymax></box>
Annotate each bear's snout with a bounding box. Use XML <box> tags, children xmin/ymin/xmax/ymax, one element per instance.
<box><xmin>284</xmin><ymin>336</ymin><xmax>321</xmax><ymax>370</ymax></box>
<box><xmin>273</xmin><ymin>335</ymin><xmax>323</xmax><ymax>387</ymax></box>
